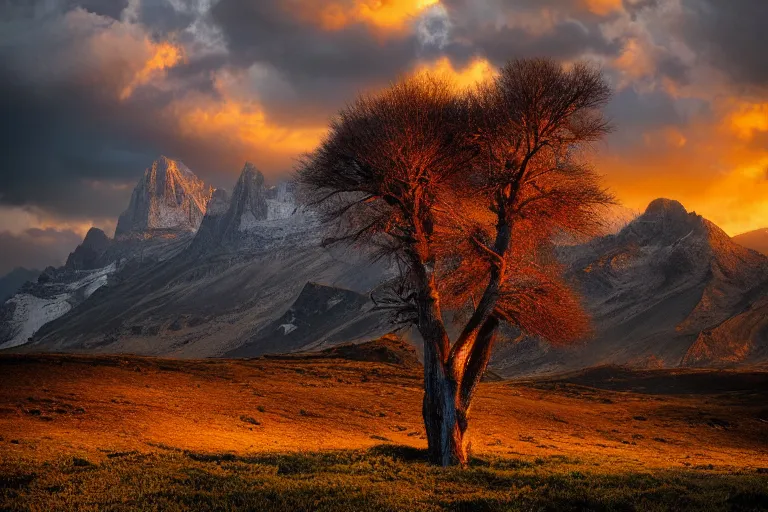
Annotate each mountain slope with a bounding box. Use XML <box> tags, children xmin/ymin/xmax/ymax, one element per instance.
<box><xmin>494</xmin><ymin>199</ymin><xmax>768</xmax><ymax>376</ymax></box>
<box><xmin>227</xmin><ymin>282</ymin><xmax>390</xmax><ymax>358</ymax></box>
<box><xmin>23</xmin><ymin>164</ymin><xmax>391</xmax><ymax>357</ymax></box>
<box><xmin>733</xmin><ymin>228</ymin><xmax>768</xmax><ymax>256</ymax></box>
<box><xmin>0</xmin><ymin>158</ymin><xmax>213</xmax><ymax>348</ymax></box>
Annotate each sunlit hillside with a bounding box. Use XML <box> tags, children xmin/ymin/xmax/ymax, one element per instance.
<box><xmin>2</xmin><ymin>338</ymin><xmax>767</xmax><ymax>510</ymax></box>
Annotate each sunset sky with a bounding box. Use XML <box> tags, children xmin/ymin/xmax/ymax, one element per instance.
<box><xmin>1</xmin><ymin>0</ymin><xmax>767</xmax><ymax>273</ymax></box>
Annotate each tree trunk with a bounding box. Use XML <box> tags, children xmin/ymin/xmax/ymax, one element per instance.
<box><xmin>422</xmin><ymin>317</ymin><xmax>499</xmax><ymax>466</ymax></box>
<box><xmin>422</xmin><ymin>370</ymin><xmax>469</xmax><ymax>466</ymax></box>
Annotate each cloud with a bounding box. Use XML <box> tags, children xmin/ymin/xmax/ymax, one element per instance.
<box><xmin>0</xmin><ymin>228</ymin><xmax>84</xmax><ymax>275</ymax></box>
<box><xmin>678</xmin><ymin>0</ymin><xmax>768</xmax><ymax>88</ymax></box>
<box><xmin>2</xmin><ymin>0</ymin><xmax>768</xmax><ymax>277</ymax></box>
<box><xmin>120</xmin><ymin>40</ymin><xmax>186</xmax><ymax>100</ymax></box>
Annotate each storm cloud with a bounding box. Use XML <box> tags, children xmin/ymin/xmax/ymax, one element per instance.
<box><xmin>1</xmin><ymin>0</ymin><xmax>767</xmax><ymax>272</ymax></box>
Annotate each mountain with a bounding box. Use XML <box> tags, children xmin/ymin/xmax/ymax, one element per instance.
<box><xmin>227</xmin><ymin>282</ymin><xmax>390</xmax><ymax>358</ymax></box>
<box><xmin>7</xmin><ymin>169</ymin><xmax>768</xmax><ymax>376</ymax></box>
<box><xmin>65</xmin><ymin>228</ymin><xmax>111</xmax><ymax>271</ymax></box>
<box><xmin>733</xmin><ymin>228</ymin><xmax>768</xmax><ymax>256</ymax></box>
<box><xmin>494</xmin><ymin>199</ymin><xmax>768</xmax><ymax>376</ymax></box>
<box><xmin>0</xmin><ymin>158</ymin><xmax>214</xmax><ymax>349</ymax></box>
<box><xmin>0</xmin><ymin>268</ymin><xmax>41</xmax><ymax>304</ymax></box>
<box><xmin>191</xmin><ymin>163</ymin><xmax>306</xmax><ymax>254</ymax></box>
<box><xmin>19</xmin><ymin>163</ymin><xmax>391</xmax><ymax>357</ymax></box>
<box><xmin>0</xmin><ymin>262</ymin><xmax>116</xmax><ymax>349</ymax></box>
<box><xmin>115</xmin><ymin>156</ymin><xmax>213</xmax><ymax>236</ymax></box>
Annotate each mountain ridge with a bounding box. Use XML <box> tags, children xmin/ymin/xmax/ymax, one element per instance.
<box><xmin>4</xmin><ymin>162</ymin><xmax>768</xmax><ymax>377</ymax></box>
<box><xmin>733</xmin><ymin>228</ymin><xmax>768</xmax><ymax>256</ymax></box>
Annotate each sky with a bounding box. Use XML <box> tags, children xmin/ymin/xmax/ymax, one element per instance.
<box><xmin>1</xmin><ymin>0</ymin><xmax>767</xmax><ymax>274</ymax></box>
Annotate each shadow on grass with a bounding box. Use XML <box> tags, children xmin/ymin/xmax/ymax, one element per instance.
<box><xmin>4</xmin><ymin>445</ymin><xmax>768</xmax><ymax>511</ymax></box>
<box><xmin>366</xmin><ymin>443</ymin><xmax>428</xmax><ymax>462</ymax></box>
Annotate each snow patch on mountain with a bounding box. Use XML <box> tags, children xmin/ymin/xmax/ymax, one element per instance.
<box><xmin>68</xmin><ymin>262</ymin><xmax>116</xmax><ymax>298</ymax></box>
<box><xmin>0</xmin><ymin>294</ymin><xmax>72</xmax><ymax>349</ymax></box>
<box><xmin>0</xmin><ymin>262</ymin><xmax>117</xmax><ymax>349</ymax></box>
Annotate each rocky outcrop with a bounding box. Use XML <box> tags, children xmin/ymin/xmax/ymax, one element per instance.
<box><xmin>188</xmin><ymin>188</ymin><xmax>230</xmax><ymax>252</ymax></box>
<box><xmin>225</xmin><ymin>162</ymin><xmax>269</xmax><ymax>235</ymax></box>
<box><xmin>226</xmin><ymin>282</ymin><xmax>390</xmax><ymax>358</ymax></box>
<box><xmin>190</xmin><ymin>163</ymin><xmax>311</xmax><ymax>254</ymax></box>
<box><xmin>115</xmin><ymin>156</ymin><xmax>213</xmax><ymax>236</ymax></box>
<box><xmin>65</xmin><ymin>228</ymin><xmax>112</xmax><ymax>271</ymax></box>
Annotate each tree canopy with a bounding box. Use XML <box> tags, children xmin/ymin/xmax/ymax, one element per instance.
<box><xmin>297</xmin><ymin>57</ymin><xmax>614</xmax><ymax>466</ymax></box>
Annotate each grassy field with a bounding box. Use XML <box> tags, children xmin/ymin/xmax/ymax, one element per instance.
<box><xmin>1</xmin><ymin>346</ymin><xmax>767</xmax><ymax>511</ymax></box>
<box><xmin>3</xmin><ymin>446</ymin><xmax>768</xmax><ymax>511</ymax></box>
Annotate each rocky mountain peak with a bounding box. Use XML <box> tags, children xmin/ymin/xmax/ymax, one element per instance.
<box><xmin>643</xmin><ymin>198</ymin><xmax>688</xmax><ymax>218</ymax></box>
<box><xmin>82</xmin><ymin>227</ymin><xmax>110</xmax><ymax>248</ymax></box>
<box><xmin>222</xmin><ymin>162</ymin><xmax>270</xmax><ymax>237</ymax></box>
<box><xmin>617</xmin><ymin>198</ymin><xmax>704</xmax><ymax>246</ymax></box>
<box><xmin>65</xmin><ymin>227</ymin><xmax>112</xmax><ymax>271</ymax></box>
<box><xmin>241</xmin><ymin>161</ymin><xmax>262</xmax><ymax>178</ymax></box>
<box><xmin>115</xmin><ymin>156</ymin><xmax>213</xmax><ymax>237</ymax></box>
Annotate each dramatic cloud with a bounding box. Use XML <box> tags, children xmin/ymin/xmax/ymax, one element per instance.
<box><xmin>0</xmin><ymin>228</ymin><xmax>83</xmax><ymax>275</ymax></box>
<box><xmin>1</xmin><ymin>0</ymin><xmax>767</xmax><ymax>271</ymax></box>
<box><xmin>678</xmin><ymin>0</ymin><xmax>768</xmax><ymax>88</ymax></box>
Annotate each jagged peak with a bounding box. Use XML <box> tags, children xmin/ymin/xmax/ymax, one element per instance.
<box><xmin>115</xmin><ymin>156</ymin><xmax>213</xmax><ymax>236</ymax></box>
<box><xmin>237</xmin><ymin>161</ymin><xmax>265</xmax><ymax>184</ymax></box>
<box><xmin>83</xmin><ymin>227</ymin><xmax>110</xmax><ymax>244</ymax></box>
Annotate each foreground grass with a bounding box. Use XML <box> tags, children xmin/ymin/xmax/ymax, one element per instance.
<box><xmin>2</xmin><ymin>446</ymin><xmax>767</xmax><ymax>511</ymax></box>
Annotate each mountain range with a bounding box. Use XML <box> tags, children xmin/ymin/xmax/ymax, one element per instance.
<box><xmin>733</xmin><ymin>228</ymin><xmax>768</xmax><ymax>256</ymax></box>
<box><xmin>2</xmin><ymin>156</ymin><xmax>767</xmax><ymax>376</ymax></box>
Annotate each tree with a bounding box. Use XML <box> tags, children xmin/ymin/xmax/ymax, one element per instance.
<box><xmin>297</xmin><ymin>58</ymin><xmax>614</xmax><ymax>466</ymax></box>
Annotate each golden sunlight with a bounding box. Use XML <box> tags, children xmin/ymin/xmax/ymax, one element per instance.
<box><xmin>729</xmin><ymin>102</ymin><xmax>768</xmax><ymax>140</ymax></box>
<box><xmin>120</xmin><ymin>41</ymin><xmax>185</xmax><ymax>100</ymax></box>
<box><xmin>415</xmin><ymin>56</ymin><xmax>496</xmax><ymax>89</ymax></box>
<box><xmin>583</xmin><ymin>0</ymin><xmax>623</xmax><ymax>15</ymax></box>
<box><xmin>169</xmin><ymin>86</ymin><xmax>326</xmax><ymax>168</ymax></box>
<box><xmin>304</xmin><ymin>0</ymin><xmax>440</xmax><ymax>32</ymax></box>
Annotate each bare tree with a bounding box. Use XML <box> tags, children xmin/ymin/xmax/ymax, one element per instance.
<box><xmin>297</xmin><ymin>59</ymin><xmax>614</xmax><ymax>466</ymax></box>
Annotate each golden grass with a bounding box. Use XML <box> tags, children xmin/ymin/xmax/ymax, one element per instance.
<box><xmin>1</xmin><ymin>354</ymin><xmax>767</xmax><ymax>510</ymax></box>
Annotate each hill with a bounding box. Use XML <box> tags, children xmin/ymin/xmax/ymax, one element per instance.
<box><xmin>494</xmin><ymin>199</ymin><xmax>768</xmax><ymax>375</ymax></box>
<box><xmin>0</xmin><ymin>352</ymin><xmax>767</xmax><ymax>510</ymax></box>
<box><xmin>733</xmin><ymin>228</ymin><xmax>768</xmax><ymax>256</ymax></box>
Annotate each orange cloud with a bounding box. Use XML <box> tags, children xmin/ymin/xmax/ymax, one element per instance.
<box><xmin>293</xmin><ymin>0</ymin><xmax>439</xmax><ymax>32</ymax></box>
<box><xmin>600</xmin><ymin>96</ymin><xmax>768</xmax><ymax>235</ymax></box>
<box><xmin>729</xmin><ymin>102</ymin><xmax>768</xmax><ymax>140</ymax></box>
<box><xmin>174</xmin><ymin>100</ymin><xmax>326</xmax><ymax>157</ymax></box>
<box><xmin>583</xmin><ymin>0</ymin><xmax>623</xmax><ymax>15</ymax></box>
<box><xmin>164</xmin><ymin>71</ymin><xmax>326</xmax><ymax>172</ymax></box>
<box><xmin>0</xmin><ymin>205</ymin><xmax>115</xmax><ymax>239</ymax></box>
<box><xmin>120</xmin><ymin>41</ymin><xmax>185</xmax><ymax>100</ymax></box>
<box><xmin>415</xmin><ymin>56</ymin><xmax>496</xmax><ymax>89</ymax></box>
